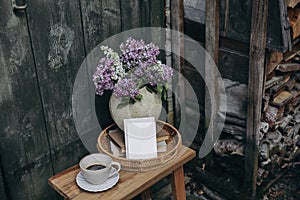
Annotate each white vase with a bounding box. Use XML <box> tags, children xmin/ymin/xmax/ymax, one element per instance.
<box><xmin>109</xmin><ymin>86</ymin><xmax>162</xmax><ymax>130</ymax></box>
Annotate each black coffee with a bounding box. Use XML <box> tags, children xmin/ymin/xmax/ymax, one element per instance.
<box><xmin>86</xmin><ymin>164</ymin><xmax>106</xmax><ymax>170</ymax></box>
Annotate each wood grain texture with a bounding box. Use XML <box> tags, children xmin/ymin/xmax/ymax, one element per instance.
<box><xmin>120</xmin><ymin>0</ymin><xmax>142</xmax><ymax>30</ymax></box>
<box><xmin>220</xmin><ymin>0</ymin><xmax>252</xmax><ymax>42</ymax></box>
<box><xmin>165</xmin><ymin>0</ymin><xmax>173</xmax><ymax>124</ymax></box>
<box><xmin>205</xmin><ymin>0</ymin><xmax>220</xmax><ymax>64</ymax></box>
<box><xmin>219</xmin><ymin>0</ymin><xmax>291</xmax><ymax>52</ymax></box>
<box><xmin>266</xmin><ymin>0</ymin><xmax>291</xmax><ymax>52</ymax></box>
<box><xmin>170</xmin><ymin>0</ymin><xmax>185</xmax><ymax>129</ymax></box>
<box><xmin>266</xmin><ymin>50</ymin><xmax>283</xmax><ymax>75</ymax></box>
<box><xmin>150</xmin><ymin>0</ymin><xmax>165</xmax><ymax>27</ymax></box>
<box><xmin>49</xmin><ymin>146</ymin><xmax>196</xmax><ymax>200</ymax></box>
<box><xmin>218</xmin><ymin>48</ymin><xmax>249</xmax><ymax>84</ymax></box>
<box><xmin>80</xmin><ymin>0</ymin><xmax>121</xmax><ymax>52</ymax></box>
<box><xmin>0</xmin><ymin>1</ymin><xmax>56</xmax><ymax>200</ymax></box>
<box><xmin>79</xmin><ymin>0</ymin><xmax>121</xmax><ymax>133</ymax></box>
<box><xmin>204</xmin><ymin>0</ymin><xmax>220</xmax><ymax>164</ymax></box>
<box><xmin>283</xmin><ymin>42</ymin><xmax>300</xmax><ymax>61</ymax></box>
<box><xmin>171</xmin><ymin>167</ymin><xmax>186</xmax><ymax>200</ymax></box>
<box><xmin>140</xmin><ymin>0</ymin><xmax>151</xmax><ymax>27</ymax></box>
<box><xmin>150</xmin><ymin>0</ymin><xmax>166</xmax><ymax>66</ymax></box>
<box><xmin>288</xmin><ymin>8</ymin><xmax>300</xmax><ymax>39</ymax></box>
<box><xmin>244</xmin><ymin>0</ymin><xmax>268</xmax><ymax>198</ymax></box>
<box><xmin>286</xmin><ymin>0</ymin><xmax>300</xmax><ymax>7</ymax></box>
<box><xmin>0</xmin><ymin>167</ymin><xmax>8</xmax><ymax>200</ymax></box>
<box><xmin>221</xmin><ymin>79</ymin><xmax>248</xmax><ymax>120</ymax></box>
<box><xmin>184</xmin><ymin>0</ymin><xmax>206</xmax><ymax>24</ymax></box>
<box><xmin>26</xmin><ymin>0</ymin><xmax>87</xmax><ymax>173</ymax></box>
<box><xmin>205</xmin><ymin>0</ymin><xmax>219</xmax><ymax>97</ymax></box>
<box><xmin>0</xmin><ymin>1</ymin><xmax>166</xmax><ymax>200</ymax></box>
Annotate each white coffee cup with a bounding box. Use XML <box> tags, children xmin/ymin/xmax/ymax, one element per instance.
<box><xmin>79</xmin><ymin>153</ymin><xmax>121</xmax><ymax>185</ymax></box>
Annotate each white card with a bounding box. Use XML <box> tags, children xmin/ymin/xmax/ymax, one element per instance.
<box><xmin>124</xmin><ymin>117</ymin><xmax>157</xmax><ymax>159</ymax></box>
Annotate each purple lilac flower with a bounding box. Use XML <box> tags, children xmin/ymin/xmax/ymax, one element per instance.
<box><xmin>133</xmin><ymin>62</ymin><xmax>147</xmax><ymax>77</ymax></box>
<box><xmin>134</xmin><ymin>62</ymin><xmax>173</xmax><ymax>86</ymax></box>
<box><xmin>93</xmin><ymin>37</ymin><xmax>173</xmax><ymax>99</ymax></box>
<box><xmin>92</xmin><ymin>57</ymin><xmax>116</xmax><ymax>95</ymax></box>
<box><xmin>161</xmin><ymin>64</ymin><xmax>173</xmax><ymax>81</ymax></box>
<box><xmin>113</xmin><ymin>78</ymin><xmax>139</xmax><ymax>99</ymax></box>
<box><xmin>120</xmin><ymin>38</ymin><xmax>160</xmax><ymax>69</ymax></box>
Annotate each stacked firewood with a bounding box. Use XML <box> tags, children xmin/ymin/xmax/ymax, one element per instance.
<box><xmin>213</xmin><ymin>79</ymin><xmax>247</xmax><ymax>157</ymax></box>
<box><xmin>258</xmin><ymin>51</ymin><xmax>300</xmax><ymax>185</ymax></box>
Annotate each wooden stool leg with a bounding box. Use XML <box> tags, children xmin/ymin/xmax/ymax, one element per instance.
<box><xmin>141</xmin><ymin>188</ymin><xmax>152</xmax><ymax>200</ymax></box>
<box><xmin>171</xmin><ymin>166</ymin><xmax>186</xmax><ymax>200</ymax></box>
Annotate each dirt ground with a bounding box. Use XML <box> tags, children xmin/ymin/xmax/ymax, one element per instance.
<box><xmin>184</xmin><ymin>164</ymin><xmax>300</xmax><ymax>200</ymax></box>
<box><xmin>262</xmin><ymin>164</ymin><xmax>300</xmax><ymax>200</ymax></box>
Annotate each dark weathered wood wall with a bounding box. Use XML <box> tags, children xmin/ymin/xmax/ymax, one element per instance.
<box><xmin>0</xmin><ymin>1</ymin><xmax>164</xmax><ymax>200</ymax></box>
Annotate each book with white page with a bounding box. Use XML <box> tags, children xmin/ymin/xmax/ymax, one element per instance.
<box><xmin>124</xmin><ymin>117</ymin><xmax>157</xmax><ymax>159</ymax></box>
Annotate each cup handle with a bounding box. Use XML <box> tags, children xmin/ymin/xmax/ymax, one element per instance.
<box><xmin>109</xmin><ymin>162</ymin><xmax>121</xmax><ymax>178</ymax></box>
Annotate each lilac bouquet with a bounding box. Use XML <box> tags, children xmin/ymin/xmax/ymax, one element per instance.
<box><xmin>92</xmin><ymin>38</ymin><xmax>173</xmax><ymax>103</ymax></box>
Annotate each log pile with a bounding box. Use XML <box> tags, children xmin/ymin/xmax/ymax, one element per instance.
<box><xmin>213</xmin><ymin>49</ymin><xmax>300</xmax><ymax>186</ymax></box>
<box><xmin>287</xmin><ymin>3</ymin><xmax>300</xmax><ymax>40</ymax></box>
<box><xmin>287</xmin><ymin>0</ymin><xmax>300</xmax><ymax>8</ymax></box>
<box><xmin>289</xmin><ymin>5</ymin><xmax>300</xmax><ymax>39</ymax></box>
<box><xmin>213</xmin><ymin>79</ymin><xmax>247</xmax><ymax>158</ymax></box>
<box><xmin>258</xmin><ymin>49</ymin><xmax>300</xmax><ymax>186</ymax></box>
<box><xmin>211</xmin><ymin>1</ymin><xmax>300</xmax><ymax>190</ymax></box>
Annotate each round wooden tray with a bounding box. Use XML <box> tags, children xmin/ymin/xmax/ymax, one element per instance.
<box><xmin>97</xmin><ymin>121</ymin><xmax>182</xmax><ymax>172</ymax></box>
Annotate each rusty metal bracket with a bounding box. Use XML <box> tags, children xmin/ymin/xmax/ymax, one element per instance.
<box><xmin>12</xmin><ymin>0</ymin><xmax>27</xmax><ymax>11</ymax></box>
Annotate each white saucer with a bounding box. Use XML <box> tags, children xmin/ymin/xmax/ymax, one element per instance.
<box><xmin>76</xmin><ymin>168</ymin><xmax>119</xmax><ymax>192</ymax></box>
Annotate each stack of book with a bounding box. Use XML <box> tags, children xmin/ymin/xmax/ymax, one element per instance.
<box><xmin>108</xmin><ymin>129</ymin><xmax>126</xmax><ymax>157</ymax></box>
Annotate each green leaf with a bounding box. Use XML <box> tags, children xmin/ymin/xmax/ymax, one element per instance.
<box><xmin>121</xmin><ymin>97</ymin><xmax>130</xmax><ymax>103</ymax></box>
<box><xmin>161</xmin><ymin>85</ymin><xmax>168</xmax><ymax>101</ymax></box>
<box><xmin>129</xmin><ymin>98</ymin><xmax>136</xmax><ymax>104</ymax></box>
<box><xmin>164</xmin><ymin>84</ymin><xmax>168</xmax><ymax>91</ymax></box>
<box><xmin>117</xmin><ymin>102</ymin><xmax>129</xmax><ymax>109</ymax></box>
<box><xmin>157</xmin><ymin>84</ymin><xmax>163</xmax><ymax>95</ymax></box>
<box><xmin>135</xmin><ymin>94</ymin><xmax>143</xmax><ymax>101</ymax></box>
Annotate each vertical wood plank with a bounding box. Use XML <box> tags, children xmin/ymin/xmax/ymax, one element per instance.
<box><xmin>120</xmin><ymin>0</ymin><xmax>142</xmax><ymax>31</ymax></box>
<box><xmin>171</xmin><ymin>167</ymin><xmax>186</xmax><ymax>200</ymax></box>
<box><xmin>205</xmin><ymin>0</ymin><xmax>220</xmax><ymax>64</ymax></box>
<box><xmin>149</xmin><ymin>0</ymin><xmax>167</xmax><ymax>122</ymax></box>
<box><xmin>79</xmin><ymin>0</ymin><xmax>121</xmax><ymax>133</ymax></box>
<box><xmin>244</xmin><ymin>0</ymin><xmax>268</xmax><ymax>198</ymax></box>
<box><xmin>79</xmin><ymin>0</ymin><xmax>103</xmax><ymax>53</ymax></box>
<box><xmin>0</xmin><ymin>1</ymin><xmax>56</xmax><ymax>200</ymax></box>
<box><xmin>140</xmin><ymin>0</ymin><xmax>151</xmax><ymax>27</ymax></box>
<box><xmin>150</xmin><ymin>0</ymin><xmax>165</xmax><ymax>27</ymax></box>
<box><xmin>0</xmin><ymin>166</ymin><xmax>8</xmax><ymax>200</ymax></box>
<box><xmin>80</xmin><ymin>0</ymin><xmax>121</xmax><ymax>52</ymax></box>
<box><xmin>149</xmin><ymin>0</ymin><xmax>165</xmax><ymax>58</ymax></box>
<box><xmin>204</xmin><ymin>0</ymin><xmax>220</xmax><ymax>164</ymax></box>
<box><xmin>170</xmin><ymin>0</ymin><xmax>185</xmax><ymax>129</ymax></box>
<box><xmin>165</xmin><ymin>0</ymin><xmax>174</xmax><ymax>124</ymax></box>
<box><xmin>26</xmin><ymin>0</ymin><xmax>88</xmax><ymax>173</ymax></box>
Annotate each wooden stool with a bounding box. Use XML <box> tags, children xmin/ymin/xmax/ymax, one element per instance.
<box><xmin>48</xmin><ymin>146</ymin><xmax>196</xmax><ymax>200</ymax></box>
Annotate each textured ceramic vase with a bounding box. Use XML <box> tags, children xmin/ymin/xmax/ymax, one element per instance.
<box><xmin>109</xmin><ymin>86</ymin><xmax>162</xmax><ymax>130</ymax></box>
